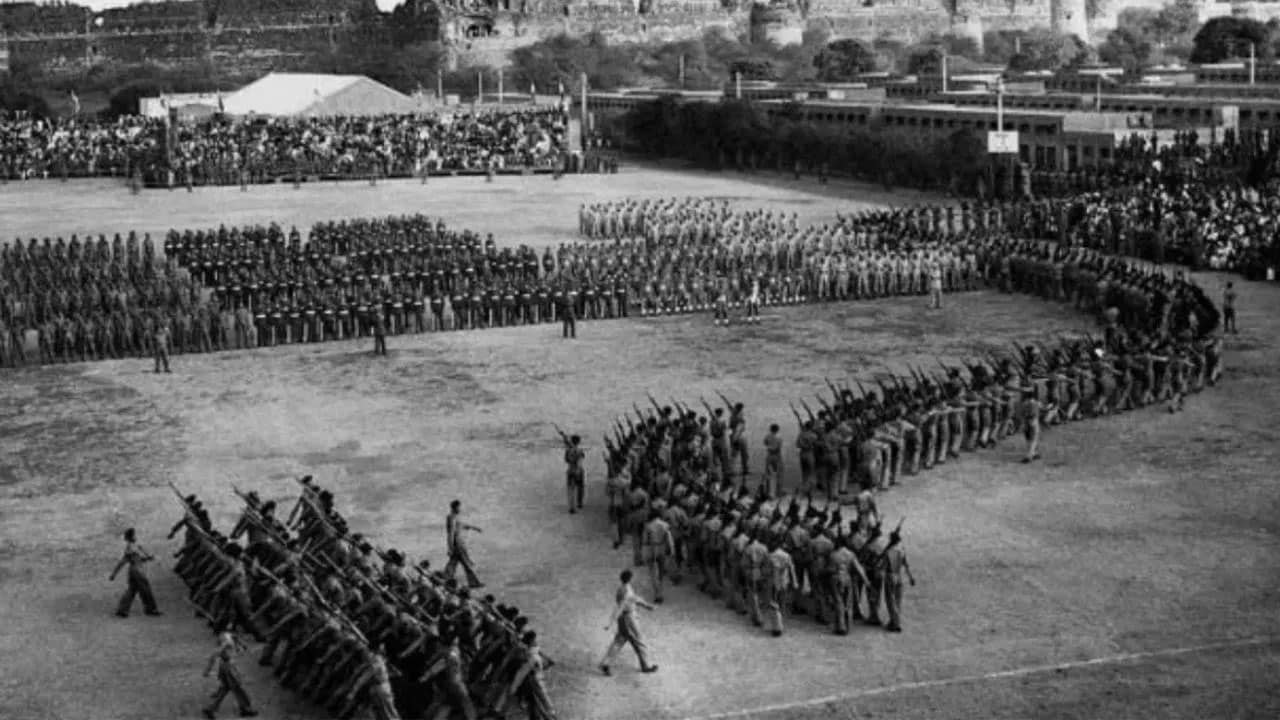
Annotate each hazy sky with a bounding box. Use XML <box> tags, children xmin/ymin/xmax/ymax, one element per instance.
<box><xmin>73</xmin><ymin>0</ymin><xmax>401</xmax><ymax>11</ymax></box>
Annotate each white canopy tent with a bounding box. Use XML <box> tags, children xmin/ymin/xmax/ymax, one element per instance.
<box><xmin>220</xmin><ymin>73</ymin><xmax>420</xmax><ymax>117</ymax></box>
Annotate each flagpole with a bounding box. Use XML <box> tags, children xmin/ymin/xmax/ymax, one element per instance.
<box><xmin>498</xmin><ymin>67</ymin><xmax>504</xmax><ymax>105</ymax></box>
<box><xmin>437</xmin><ymin>67</ymin><xmax>443</xmax><ymax>102</ymax></box>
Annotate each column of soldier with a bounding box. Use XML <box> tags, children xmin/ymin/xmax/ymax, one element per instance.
<box><xmin>168</xmin><ymin>476</ymin><xmax>554</xmax><ymax>720</ymax></box>
<box><xmin>0</xmin><ymin>232</ymin><xmax>203</xmax><ymax>367</ymax></box>
<box><xmin>576</xmin><ymin>197</ymin><xmax>982</xmax><ymax>314</ymax></box>
<box><xmin>575</xmin><ymin>207</ymin><xmax>1223</xmax><ymax>640</ymax></box>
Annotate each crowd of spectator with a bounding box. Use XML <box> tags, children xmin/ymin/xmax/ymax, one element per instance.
<box><xmin>0</xmin><ymin>106</ymin><xmax>572</xmax><ymax>184</ymax></box>
<box><xmin>0</xmin><ymin>112</ymin><xmax>161</xmax><ymax>180</ymax></box>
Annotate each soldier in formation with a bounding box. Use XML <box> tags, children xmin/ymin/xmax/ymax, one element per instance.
<box><xmin>167</xmin><ymin>478</ymin><xmax>553</xmax><ymax>720</ymax></box>
<box><xmin>571</xmin><ymin>223</ymin><xmax>1220</xmax><ymax>636</ymax></box>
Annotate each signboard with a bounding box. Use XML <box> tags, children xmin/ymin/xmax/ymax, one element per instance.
<box><xmin>987</xmin><ymin>130</ymin><xmax>1019</xmax><ymax>154</ymax></box>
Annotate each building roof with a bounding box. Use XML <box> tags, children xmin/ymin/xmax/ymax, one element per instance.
<box><xmin>222</xmin><ymin>73</ymin><xmax>419</xmax><ymax>117</ymax></box>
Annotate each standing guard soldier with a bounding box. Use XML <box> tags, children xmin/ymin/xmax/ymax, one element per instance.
<box><xmin>451</xmin><ymin>286</ymin><xmax>467</xmax><ymax>331</ymax></box>
<box><xmin>372</xmin><ymin>309</ymin><xmax>388</xmax><ymax>356</ymax></box>
<box><xmin>560</xmin><ymin>285</ymin><xmax>577</xmax><ymax>339</ymax></box>
<box><xmin>153</xmin><ymin>319</ymin><xmax>172</xmax><ymax>373</ymax></box>
<box><xmin>429</xmin><ymin>291</ymin><xmax>445</xmax><ymax>332</ymax></box>
<box><xmin>519</xmin><ymin>284</ymin><xmax>533</xmax><ymax>325</ymax></box>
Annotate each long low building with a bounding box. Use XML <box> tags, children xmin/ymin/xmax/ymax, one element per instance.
<box><xmin>587</xmin><ymin>90</ymin><xmax>1224</xmax><ymax>172</ymax></box>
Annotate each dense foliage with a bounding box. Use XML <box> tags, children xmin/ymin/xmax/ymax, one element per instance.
<box><xmin>614</xmin><ymin>96</ymin><xmax>1002</xmax><ymax>196</ymax></box>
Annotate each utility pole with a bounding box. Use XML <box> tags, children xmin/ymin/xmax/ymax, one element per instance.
<box><xmin>996</xmin><ymin>76</ymin><xmax>1004</xmax><ymax>133</ymax></box>
<box><xmin>580</xmin><ymin>71</ymin><xmax>588</xmax><ymax>136</ymax></box>
<box><xmin>941</xmin><ymin>53</ymin><xmax>948</xmax><ymax>93</ymax></box>
<box><xmin>1249</xmin><ymin>42</ymin><xmax>1256</xmax><ymax>86</ymax></box>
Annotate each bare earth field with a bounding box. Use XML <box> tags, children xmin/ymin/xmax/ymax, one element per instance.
<box><xmin>1</xmin><ymin>168</ymin><xmax>1279</xmax><ymax>720</ymax></box>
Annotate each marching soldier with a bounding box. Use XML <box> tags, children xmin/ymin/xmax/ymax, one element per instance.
<box><xmin>600</xmin><ymin>569</ymin><xmax>659</xmax><ymax>675</ymax></box>
<box><xmin>202</xmin><ymin>624</ymin><xmax>259</xmax><ymax>718</ymax></box>
<box><xmin>762</xmin><ymin>424</ymin><xmax>782</xmax><ymax>498</ymax></box>
<box><xmin>828</xmin><ymin>533</ymin><xmax>868</xmax><ymax>635</ymax></box>
<box><xmin>764</xmin><ymin>538</ymin><xmax>796</xmax><ymax>637</ymax></box>
<box><xmin>641</xmin><ymin>510</ymin><xmax>675</xmax><ymax>604</ymax></box>
<box><xmin>879</xmin><ymin>525</ymin><xmax>915</xmax><ymax>632</ymax></box>
<box><xmin>444</xmin><ymin>500</ymin><xmax>485</xmax><ymax>589</ymax></box>
<box><xmin>110</xmin><ymin>528</ymin><xmax>161</xmax><ymax>618</ymax></box>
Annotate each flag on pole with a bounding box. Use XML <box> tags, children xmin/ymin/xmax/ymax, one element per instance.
<box><xmin>68</xmin><ymin>90</ymin><xmax>80</xmax><ymax>115</ymax></box>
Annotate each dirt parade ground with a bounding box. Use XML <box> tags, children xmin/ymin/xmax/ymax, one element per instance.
<box><xmin>1</xmin><ymin>167</ymin><xmax>1279</xmax><ymax>720</ymax></box>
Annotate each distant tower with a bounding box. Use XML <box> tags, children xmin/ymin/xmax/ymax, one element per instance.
<box><xmin>1050</xmin><ymin>0</ymin><xmax>1088</xmax><ymax>39</ymax></box>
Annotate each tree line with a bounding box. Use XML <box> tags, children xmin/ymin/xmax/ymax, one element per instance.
<box><xmin>610</xmin><ymin>96</ymin><xmax>1016</xmax><ymax>198</ymax></box>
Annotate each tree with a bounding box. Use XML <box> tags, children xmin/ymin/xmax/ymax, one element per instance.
<box><xmin>906</xmin><ymin>45</ymin><xmax>945</xmax><ymax>75</ymax></box>
<box><xmin>104</xmin><ymin>82</ymin><xmax>162</xmax><ymax>119</ymax></box>
<box><xmin>1190</xmin><ymin>17</ymin><xmax>1274</xmax><ymax>64</ymax></box>
<box><xmin>813</xmin><ymin>39</ymin><xmax>878</xmax><ymax>81</ymax></box>
<box><xmin>1005</xmin><ymin>29</ymin><xmax>1094</xmax><ymax>72</ymax></box>
<box><xmin>0</xmin><ymin>81</ymin><xmax>51</xmax><ymax>117</ymax></box>
<box><xmin>1098</xmin><ymin>25</ymin><xmax>1153</xmax><ymax>74</ymax></box>
<box><xmin>728</xmin><ymin>58</ymin><xmax>776</xmax><ymax>81</ymax></box>
<box><xmin>1150</xmin><ymin>0</ymin><xmax>1200</xmax><ymax>47</ymax></box>
<box><xmin>508</xmin><ymin>32</ymin><xmax>640</xmax><ymax>93</ymax></box>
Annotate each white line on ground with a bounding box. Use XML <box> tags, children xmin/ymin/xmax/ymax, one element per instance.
<box><xmin>680</xmin><ymin>635</ymin><xmax>1280</xmax><ymax>720</ymax></box>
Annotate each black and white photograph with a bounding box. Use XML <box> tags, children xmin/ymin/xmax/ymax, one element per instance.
<box><xmin>1</xmin><ymin>0</ymin><xmax>1279</xmax><ymax>718</ymax></box>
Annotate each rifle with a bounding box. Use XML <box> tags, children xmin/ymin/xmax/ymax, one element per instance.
<box><xmin>303</xmin><ymin>574</ymin><xmax>371</xmax><ymax>646</ymax></box>
<box><xmin>798</xmin><ymin>398</ymin><xmax>816</xmax><ymax>423</ymax></box>
<box><xmin>856</xmin><ymin>380</ymin><xmax>870</xmax><ymax>400</ymax></box>
<box><xmin>230</xmin><ymin>486</ymin><xmax>290</xmax><ymax>547</ymax></box>
<box><xmin>167</xmin><ymin>480</ymin><xmax>192</xmax><ymax>508</ymax></box>
<box><xmin>646</xmin><ymin>392</ymin><xmax>663</xmax><ymax>416</ymax></box>
<box><xmin>632</xmin><ymin>402</ymin><xmax>646</xmax><ymax>425</ymax></box>
<box><xmin>789</xmin><ymin>402</ymin><xmax>803</xmax><ymax>427</ymax></box>
<box><xmin>700</xmin><ymin>396</ymin><xmax>714</xmax><ymax>417</ymax></box>
<box><xmin>911</xmin><ymin>365</ymin><xmax>927</xmax><ymax>386</ymax></box>
<box><xmin>552</xmin><ymin>423</ymin><xmax>573</xmax><ymax>447</ymax></box>
<box><xmin>815</xmin><ymin>392</ymin><xmax>833</xmax><ymax>414</ymax></box>
<box><xmin>824</xmin><ymin>377</ymin><xmax>840</xmax><ymax>403</ymax></box>
<box><xmin>716</xmin><ymin>391</ymin><xmax>734</xmax><ymax>410</ymax></box>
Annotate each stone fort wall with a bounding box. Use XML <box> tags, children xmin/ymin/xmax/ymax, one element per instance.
<box><xmin>0</xmin><ymin>0</ymin><xmax>1059</xmax><ymax>78</ymax></box>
